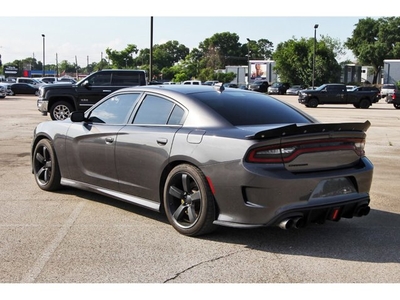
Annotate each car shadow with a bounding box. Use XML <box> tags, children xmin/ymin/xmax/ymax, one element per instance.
<box><xmin>58</xmin><ymin>187</ymin><xmax>170</xmax><ymax>224</ymax></box>
<box><xmin>306</xmin><ymin>106</ymin><xmax>396</xmax><ymax>111</ymax></box>
<box><xmin>57</xmin><ymin>187</ymin><xmax>400</xmax><ymax>264</ymax></box>
<box><xmin>205</xmin><ymin>209</ymin><xmax>400</xmax><ymax>264</ymax></box>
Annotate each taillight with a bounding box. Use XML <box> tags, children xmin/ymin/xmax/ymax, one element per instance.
<box><xmin>246</xmin><ymin>138</ymin><xmax>365</xmax><ymax>163</ymax></box>
<box><xmin>393</xmin><ymin>93</ymin><xmax>397</xmax><ymax>100</ymax></box>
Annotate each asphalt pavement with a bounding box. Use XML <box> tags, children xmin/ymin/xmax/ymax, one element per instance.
<box><xmin>0</xmin><ymin>94</ymin><xmax>399</xmax><ymax>296</ymax></box>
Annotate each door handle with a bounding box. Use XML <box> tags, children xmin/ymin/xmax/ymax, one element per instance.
<box><xmin>156</xmin><ymin>138</ymin><xmax>168</xmax><ymax>145</ymax></box>
<box><xmin>105</xmin><ymin>137</ymin><xmax>114</xmax><ymax>144</ymax></box>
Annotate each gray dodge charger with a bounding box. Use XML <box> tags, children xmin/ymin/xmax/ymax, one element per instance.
<box><xmin>31</xmin><ymin>85</ymin><xmax>374</xmax><ymax>236</ymax></box>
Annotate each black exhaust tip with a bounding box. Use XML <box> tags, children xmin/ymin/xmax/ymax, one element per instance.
<box><xmin>354</xmin><ymin>205</ymin><xmax>371</xmax><ymax>217</ymax></box>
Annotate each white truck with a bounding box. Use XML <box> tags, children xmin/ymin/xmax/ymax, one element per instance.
<box><xmin>381</xmin><ymin>83</ymin><xmax>397</xmax><ymax>99</ymax></box>
<box><xmin>15</xmin><ymin>77</ymin><xmax>45</xmax><ymax>86</ymax></box>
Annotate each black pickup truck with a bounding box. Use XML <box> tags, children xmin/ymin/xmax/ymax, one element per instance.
<box><xmin>298</xmin><ymin>83</ymin><xmax>380</xmax><ymax>109</ymax></box>
<box><xmin>37</xmin><ymin>69</ymin><xmax>147</xmax><ymax>120</ymax></box>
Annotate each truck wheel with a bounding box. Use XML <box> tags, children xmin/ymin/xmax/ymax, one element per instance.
<box><xmin>359</xmin><ymin>99</ymin><xmax>370</xmax><ymax>109</ymax></box>
<box><xmin>308</xmin><ymin>98</ymin><xmax>318</xmax><ymax>108</ymax></box>
<box><xmin>50</xmin><ymin>101</ymin><xmax>73</xmax><ymax>121</ymax></box>
<box><xmin>353</xmin><ymin>104</ymin><xmax>360</xmax><ymax>108</ymax></box>
<box><xmin>394</xmin><ymin>103</ymin><xmax>400</xmax><ymax>109</ymax></box>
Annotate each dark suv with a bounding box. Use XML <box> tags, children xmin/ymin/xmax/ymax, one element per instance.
<box><xmin>267</xmin><ymin>82</ymin><xmax>290</xmax><ymax>95</ymax></box>
<box><xmin>37</xmin><ymin>69</ymin><xmax>147</xmax><ymax>120</ymax></box>
<box><xmin>248</xmin><ymin>80</ymin><xmax>269</xmax><ymax>93</ymax></box>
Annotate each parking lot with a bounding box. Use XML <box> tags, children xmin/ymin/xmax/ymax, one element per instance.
<box><xmin>0</xmin><ymin>94</ymin><xmax>399</xmax><ymax>286</ymax></box>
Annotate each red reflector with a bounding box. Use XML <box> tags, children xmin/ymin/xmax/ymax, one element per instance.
<box><xmin>206</xmin><ymin>176</ymin><xmax>216</xmax><ymax>195</ymax></box>
<box><xmin>331</xmin><ymin>208</ymin><xmax>341</xmax><ymax>220</ymax></box>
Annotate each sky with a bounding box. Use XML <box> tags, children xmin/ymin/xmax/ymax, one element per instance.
<box><xmin>0</xmin><ymin>1</ymin><xmax>399</xmax><ymax>67</ymax></box>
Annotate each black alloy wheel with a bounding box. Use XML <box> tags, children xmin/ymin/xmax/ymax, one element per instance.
<box><xmin>359</xmin><ymin>99</ymin><xmax>371</xmax><ymax>109</ymax></box>
<box><xmin>308</xmin><ymin>98</ymin><xmax>319</xmax><ymax>108</ymax></box>
<box><xmin>32</xmin><ymin>139</ymin><xmax>61</xmax><ymax>191</ymax></box>
<box><xmin>163</xmin><ymin>164</ymin><xmax>217</xmax><ymax>236</ymax></box>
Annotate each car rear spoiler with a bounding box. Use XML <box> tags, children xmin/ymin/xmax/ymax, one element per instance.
<box><xmin>246</xmin><ymin>121</ymin><xmax>371</xmax><ymax>139</ymax></box>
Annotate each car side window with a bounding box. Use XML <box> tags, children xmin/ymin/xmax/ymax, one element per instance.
<box><xmin>133</xmin><ymin>94</ymin><xmax>185</xmax><ymax>125</ymax></box>
<box><xmin>111</xmin><ymin>72</ymin><xmax>144</xmax><ymax>86</ymax></box>
<box><xmin>88</xmin><ymin>73</ymin><xmax>111</xmax><ymax>86</ymax></box>
<box><xmin>88</xmin><ymin>93</ymin><xmax>140</xmax><ymax>124</ymax></box>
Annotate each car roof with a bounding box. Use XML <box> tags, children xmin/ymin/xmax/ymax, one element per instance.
<box><xmin>119</xmin><ymin>84</ymin><xmax>230</xmax><ymax>95</ymax></box>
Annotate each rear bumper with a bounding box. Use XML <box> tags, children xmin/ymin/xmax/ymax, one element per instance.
<box><xmin>208</xmin><ymin>156</ymin><xmax>374</xmax><ymax>228</ymax></box>
<box><xmin>214</xmin><ymin>196</ymin><xmax>371</xmax><ymax>229</ymax></box>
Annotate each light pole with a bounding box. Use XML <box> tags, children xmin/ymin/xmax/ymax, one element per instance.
<box><xmin>312</xmin><ymin>24</ymin><xmax>318</xmax><ymax>89</ymax></box>
<box><xmin>41</xmin><ymin>34</ymin><xmax>45</xmax><ymax>77</ymax></box>
<box><xmin>246</xmin><ymin>38</ymin><xmax>251</xmax><ymax>85</ymax></box>
<box><xmin>246</xmin><ymin>38</ymin><xmax>251</xmax><ymax>65</ymax></box>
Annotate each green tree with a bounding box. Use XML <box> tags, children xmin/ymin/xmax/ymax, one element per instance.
<box><xmin>105</xmin><ymin>44</ymin><xmax>138</xmax><ymax>69</ymax></box>
<box><xmin>132</xmin><ymin>48</ymin><xmax>150</xmax><ymax>74</ymax></box>
<box><xmin>320</xmin><ymin>35</ymin><xmax>347</xmax><ymax>62</ymax></box>
<box><xmin>20</xmin><ymin>57</ymin><xmax>39</xmax><ymax>71</ymax></box>
<box><xmin>273</xmin><ymin>37</ymin><xmax>341</xmax><ymax>86</ymax></box>
<box><xmin>247</xmin><ymin>38</ymin><xmax>274</xmax><ymax>60</ymax></box>
<box><xmin>153</xmin><ymin>41</ymin><xmax>189</xmax><ymax>70</ymax></box>
<box><xmin>59</xmin><ymin>60</ymin><xmax>76</xmax><ymax>74</ymax></box>
<box><xmin>199</xmin><ymin>32</ymin><xmax>243</xmax><ymax>68</ymax></box>
<box><xmin>94</xmin><ymin>58</ymin><xmax>111</xmax><ymax>71</ymax></box>
<box><xmin>345</xmin><ymin>17</ymin><xmax>400</xmax><ymax>84</ymax></box>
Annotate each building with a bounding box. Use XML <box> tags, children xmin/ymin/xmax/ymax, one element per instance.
<box><xmin>382</xmin><ymin>59</ymin><xmax>400</xmax><ymax>85</ymax></box>
<box><xmin>342</xmin><ymin>64</ymin><xmax>377</xmax><ymax>84</ymax></box>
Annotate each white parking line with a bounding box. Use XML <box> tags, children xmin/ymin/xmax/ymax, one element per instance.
<box><xmin>20</xmin><ymin>201</ymin><xmax>85</xmax><ymax>283</ymax></box>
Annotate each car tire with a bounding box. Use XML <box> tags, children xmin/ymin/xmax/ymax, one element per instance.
<box><xmin>50</xmin><ymin>101</ymin><xmax>73</xmax><ymax>120</ymax></box>
<box><xmin>163</xmin><ymin>164</ymin><xmax>217</xmax><ymax>236</ymax></box>
<box><xmin>308</xmin><ymin>98</ymin><xmax>319</xmax><ymax>108</ymax></box>
<box><xmin>353</xmin><ymin>104</ymin><xmax>360</xmax><ymax>108</ymax></box>
<box><xmin>359</xmin><ymin>99</ymin><xmax>370</xmax><ymax>109</ymax></box>
<box><xmin>32</xmin><ymin>139</ymin><xmax>61</xmax><ymax>191</ymax></box>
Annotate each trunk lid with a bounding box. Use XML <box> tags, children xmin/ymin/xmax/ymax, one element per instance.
<box><xmin>245</xmin><ymin>121</ymin><xmax>370</xmax><ymax>172</ymax></box>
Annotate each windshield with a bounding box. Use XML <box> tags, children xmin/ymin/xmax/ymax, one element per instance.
<box><xmin>315</xmin><ymin>84</ymin><xmax>327</xmax><ymax>91</ymax></box>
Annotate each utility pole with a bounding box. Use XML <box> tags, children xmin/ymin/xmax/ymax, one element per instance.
<box><xmin>312</xmin><ymin>24</ymin><xmax>319</xmax><ymax>89</ymax></box>
<box><xmin>149</xmin><ymin>16</ymin><xmax>153</xmax><ymax>83</ymax></box>
<box><xmin>42</xmin><ymin>34</ymin><xmax>45</xmax><ymax>77</ymax></box>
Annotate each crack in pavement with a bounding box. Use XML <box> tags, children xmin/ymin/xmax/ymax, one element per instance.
<box><xmin>163</xmin><ymin>249</ymin><xmax>249</xmax><ymax>283</ymax></box>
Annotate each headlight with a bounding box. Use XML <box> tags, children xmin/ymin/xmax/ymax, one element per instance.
<box><xmin>38</xmin><ymin>86</ymin><xmax>45</xmax><ymax>97</ymax></box>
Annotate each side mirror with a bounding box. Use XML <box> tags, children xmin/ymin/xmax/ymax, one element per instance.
<box><xmin>70</xmin><ymin>111</ymin><xmax>85</xmax><ymax>122</ymax></box>
<box><xmin>82</xmin><ymin>80</ymin><xmax>90</xmax><ymax>89</ymax></box>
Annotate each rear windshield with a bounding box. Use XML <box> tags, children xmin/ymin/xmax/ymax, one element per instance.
<box><xmin>382</xmin><ymin>84</ymin><xmax>396</xmax><ymax>89</ymax></box>
<box><xmin>192</xmin><ymin>90</ymin><xmax>313</xmax><ymax>126</ymax></box>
